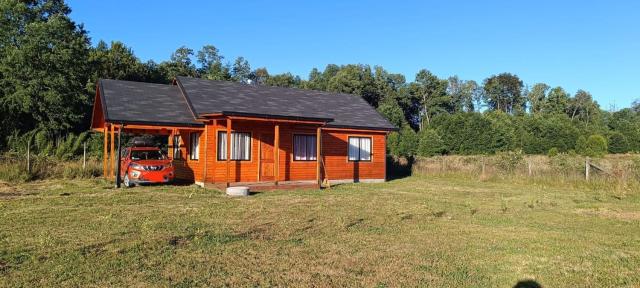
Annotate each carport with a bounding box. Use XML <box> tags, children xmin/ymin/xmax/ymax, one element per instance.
<box><xmin>90</xmin><ymin>79</ymin><xmax>205</xmax><ymax>183</ymax></box>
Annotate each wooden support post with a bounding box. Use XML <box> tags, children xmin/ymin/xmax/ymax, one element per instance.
<box><xmin>226</xmin><ymin>118</ymin><xmax>231</xmax><ymax>187</ymax></box>
<box><xmin>212</xmin><ymin>119</ymin><xmax>217</xmax><ymax>184</ymax></box>
<box><xmin>527</xmin><ymin>161</ymin><xmax>532</xmax><ymax>177</ymax></box>
<box><xmin>274</xmin><ymin>124</ymin><xmax>280</xmax><ymax>185</ymax></box>
<box><xmin>585</xmin><ymin>157</ymin><xmax>590</xmax><ymax>181</ymax></box>
<box><xmin>316</xmin><ymin>126</ymin><xmax>322</xmax><ymax>186</ymax></box>
<box><xmin>103</xmin><ymin>125</ymin><xmax>108</xmax><ymax>177</ymax></box>
<box><xmin>110</xmin><ymin>124</ymin><xmax>115</xmax><ymax>179</ymax></box>
<box><xmin>203</xmin><ymin>121</ymin><xmax>208</xmax><ymax>184</ymax></box>
<box><xmin>83</xmin><ymin>141</ymin><xmax>87</xmax><ymax>171</ymax></box>
<box><xmin>26</xmin><ymin>138</ymin><xmax>31</xmax><ymax>175</ymax></box>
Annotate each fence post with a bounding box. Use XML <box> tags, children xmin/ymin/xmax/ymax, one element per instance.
<box><xmin>441</xmin><ymin>156</ymin><xmax>446</xmax><ymax>172</ymax></box>
<box><xmin>481</xmin><ymin>157</ymin><xmax>485</xmax><ymax>176</ymax></box>
<box><xmin>83</xmin><ymin>142</ymin><xmax>87</xmax><ymax>170</ymax></box>
<box><xmin>585</xmin><ymin>157</ymin><xmax>590</xmax><ymax>181</ymax></box>
<box><xmin>528</xmin><ymin>161</ymin><xmax>532</xmax><ymax>177</ymax></box>
<box><xmin>26</xmin><ymin>138</ymin><xmax>31</xmax><ymax>175</ymax></box>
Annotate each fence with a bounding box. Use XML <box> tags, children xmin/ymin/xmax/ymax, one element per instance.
<box><xmin>409</xmin><ymin>154</ymin><xmax>640</xmax><ymax>184</ymax></box>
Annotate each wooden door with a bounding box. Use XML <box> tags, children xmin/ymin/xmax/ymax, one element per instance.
<box><xmin>260</xmin><ymin>134</ymin><xmax>275</xmax><ymax>181</ymax></box>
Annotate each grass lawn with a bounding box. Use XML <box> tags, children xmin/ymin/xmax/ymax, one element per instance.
<box><xmin>1</xmin><ymin>175</ymin><xmax>639</xmax><ymax>287</ymax></box>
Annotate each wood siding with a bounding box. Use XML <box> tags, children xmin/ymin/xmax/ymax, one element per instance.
<box><xmin>170</xmin><ymin>120</ymin><xmax>387</xmax><ymax>183</ymax></box>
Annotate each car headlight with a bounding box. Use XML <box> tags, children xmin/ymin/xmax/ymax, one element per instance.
<box><xmin>130</xmin><ymin>164</ymin><xmax>144</xmax><ymax>170</ymax></box>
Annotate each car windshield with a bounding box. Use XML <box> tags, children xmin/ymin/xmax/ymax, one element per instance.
<box><xmin>130</xmin><ymin>150</ymin><xmax>165</xmax><ymax>160</ymax></box>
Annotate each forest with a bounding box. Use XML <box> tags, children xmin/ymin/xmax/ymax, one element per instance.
<box><xmin>2</xmin><ymin>0</ymin><xmax>639</xmax><ymax>160</ymax></box>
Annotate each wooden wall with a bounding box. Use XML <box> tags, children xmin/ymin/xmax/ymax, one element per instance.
<box><xmin>169</xmin><ymin>120</ymin><xmax>387</xmax><ymax>183</ymax></box>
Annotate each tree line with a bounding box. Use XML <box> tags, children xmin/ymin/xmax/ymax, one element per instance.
<box><xmin>1</xmin><ymin>0</ymin><xmax>639</xmax><ymax>158</ymax></box>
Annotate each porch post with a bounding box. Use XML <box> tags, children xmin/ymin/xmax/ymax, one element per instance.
<box><xmin>110</xmin><ymin>124</ymin><xmax>115</xmax><ymax>179</ymax></box>
<box><xmin>103</xmin><ymin>125</ymin><xmax>108</xmax><ymax>178</ymax></box>
<box><xmin>212</xmin><ymin>119</ymin><xmax>217</xmax><ymax>183</ymax></box>
<box><xmin>226</xmin><ymin>118</ymin><xmax>231</xmax><ymax>187</ymax></box>
<box><xmin>316</xmin><ymin>126</ymin><xmax>322</xmax><ymax>186</ymax></box>
<box><xmin>203</xmin><ymin>121</ymin><xmax>208</xmax><ymax>184</ymax></box>
<box><xmin>274</xmin><ymin>124</ymin><xmax>280</xmax><ymax>185</ymax></box>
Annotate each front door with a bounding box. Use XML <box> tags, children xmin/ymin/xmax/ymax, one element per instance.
<box><xmin>260</xmin><ymin>134</ymin><xmax>275</xmax><ymax>181</ymax></box>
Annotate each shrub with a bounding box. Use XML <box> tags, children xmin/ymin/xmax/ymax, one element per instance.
<box><xmin>547</xmin><ymin>148</ymin><xmax>559</xmax><ymax>157</ymax></box>
<box><xmin>417</xmin><ymin>129</ymin><xmax>445</xmax><ymax>157</ymax></box>
<box><xmin>494</xmin><ymin>150</ymin><xmax>524</xmax><ymax>173</ymax></box>
<box><xmin>608</xmin><ymin>132</ymin><xmax>629</xmax><ymax>154</ymax></box>
<box><xmin>396</xmin><ymin>125</ymin><xmax>418</xmax><ymax>157</ymax></box>
<box><xmin>576</xmin><ymin>134</ymin><xmax>608</xmax><ymax>157</ymax></box>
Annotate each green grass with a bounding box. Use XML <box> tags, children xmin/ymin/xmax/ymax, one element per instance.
<box><xmin>1</xmin><ymin>175</ymin><xmax>639</xmax><ymax>287</ymax></box>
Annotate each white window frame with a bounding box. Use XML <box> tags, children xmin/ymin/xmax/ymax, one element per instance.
<box><xmin>189</xmin><ymin>132</ymin><xmax>200</xmax><ymax>160</ymax></box>
<box><xmin>218</xmin><ymin>131</ymin><xmax>251</xmax><ymax>161</ymax></box>
<box><xmin>293</xmin><ymin>134</ymin><xmax>317</xmax><ymax>161</ymax></box>
<box><xmin>348</xmin><ymin>136</ymin><xmax>372</xmax><ymax>162</ymax></box>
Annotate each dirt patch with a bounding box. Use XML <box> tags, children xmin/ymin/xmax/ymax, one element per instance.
<box><xmin>576</xmin><ymin>208</ymin><xmax>640</xmax><ymax>221</ymax></box>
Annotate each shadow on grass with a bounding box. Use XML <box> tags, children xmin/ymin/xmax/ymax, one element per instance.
<box><xmin>386</xmin><ymin>155</ymin><xmax>414</xmax><ymax>181</ymax></box>
<box><xmin>513</xmin><ymin>279</ymin><xmax>542</xmax><ymax>288</ymax></box>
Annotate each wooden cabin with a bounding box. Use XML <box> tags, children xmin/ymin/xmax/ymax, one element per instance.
<box><xmin>91</xmin><ymin>77</ymin><xmax>397</xmax><ymax>189</ymax></box>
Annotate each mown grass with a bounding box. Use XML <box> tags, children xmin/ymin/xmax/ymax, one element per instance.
<box><xmin>1</xmin><ymin>175</ymin><xmax>639</xmax><ymax>287</ymax></box>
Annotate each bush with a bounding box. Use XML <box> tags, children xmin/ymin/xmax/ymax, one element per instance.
<box><xmin>396</xmin><ymin>125</ymin><xmax>418</xmax><ymax>157</ymax></box>
<box><xmin>417</xmin><ymin>129</ymin><xmax>445</xmax><ymax>157</ymax></box>
<box><xmin>608</xmin><ymin>132</ymin><xmax>629</xmax><ymax>154</ymax></box>
<box><xmin>576</xmin><ymin>134</ymin><xmax>608</xmax><ymax>157</ymax></box>
<box><xmin>494</xmin><ymin>150</ymin><xmax>524</xmax><ymax>173</ymax></box>
<box><xmin>547</xmin><ymin>148</ymin><xmax>559</xmax><ymax>157</ymax></box>
<box><xmin>0</xmin><ymin>154</ymin><xmax>102</xmax><ymax>183</ymax></box>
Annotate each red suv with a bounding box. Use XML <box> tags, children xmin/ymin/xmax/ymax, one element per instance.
<box><xmin>119</xmin><ymin>147</ymin><xmax>175</xmax><ymax>187</ymax></box>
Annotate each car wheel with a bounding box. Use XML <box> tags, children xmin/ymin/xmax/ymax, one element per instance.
<box><xmin>123</xmin><ymin>173</ymin><xmax>134</xmax><ymax>188</ymax></box>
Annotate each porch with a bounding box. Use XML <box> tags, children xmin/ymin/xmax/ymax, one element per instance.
<box><xmin>99</xmin><ymin>114</ymin><xmax>331</xmax><ymax>189</ymax></box>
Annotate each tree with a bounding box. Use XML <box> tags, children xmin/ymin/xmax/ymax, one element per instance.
<box><xmin>160</xmin><ymin>46</ymin><xmax>197</xmax><ymax>78</ymax></box>
<box><xmin>326</xmin><ymin>64</ymin><xmax>381</xmax><ymax>107</ymax></box>
<box><xmin>264</xmin><ymin>72</ymin><xmax>300</xmax><ymax>88</ymax></box>
<box><xmin>411</xmin><ymin>69</ymin><xmax>449</xmax><ymax>130</ymax></box>
<box><xmin>632</xmin><ymin>99</ymin><xmax>640</xmax><ymax>113</ymax></box>
<box><xmin>543</xmin><ymin>86</ymin><xmax>570</xmax><ymax>115</ymax></box>
<box><xmin>569</xmin><ymin>89</ymin><xmax>599</xmax><ymax>124</ymax></box>
<box><xmin>231</xmin><ymin>56</ymin><xmax>251</xmax><ymax>83</ymax></box>
<box><xmin>250</xmin><ymin>67</ymin><xmax>269</xmax><ymax>85</ymax></box>
<box><xmin>482</xmin><ymin>73</ymin><xmax>524</xmax><ymax>114</ymax></box>
<box><xmin>197</xmin><ymin>45</ymin><xmax>230</xmax><ymax>80</ymax></box>
<box><xmin>0</xmin><ymin>0</ymin><xmax>91</xmax><ymax>144</ymax></box>
<box><xmin>396</xmin><ymin>125</ymin><xmax>418</xmax><ymax>157</ymax></box>
<box><xmin>527</xmin><ymin>83</ymin><xmax>549</xmax><ymax>114</ymax></box>
<box><xmin>377</xmin><ymin>95</ymin><xmax>405</xmax><ymax>128</ymax></box>
<box><xmin>608</xmin><ymin>132</ymin><xmax>629</xmax><ymax>154</ymax></box>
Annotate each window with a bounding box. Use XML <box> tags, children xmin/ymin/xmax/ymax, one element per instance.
<box><xmin>131</xmin><ymin>150</ymin><xmax>165</xmax><ymax>160</ymax></box>
<box><xmin>189</xmin><ymin>133</ymin><xmax>200</xmax><ymax>160</ymax></box>
<box><xmin>348</xmin><ymin>137</ymin><xmax>372</xmax><ymax>161</ymax></box>
<box><xmin>218</xmin><ymin>131</ymin><xmax>251</xmax><ymax>160</ymax></box>
<box><xmin>293</xmin><ymin>134</ymin><xmax>317</xmax><ymax>161</ymax></box>
<box><xmin>172</xmin><ymin>135</ymin><xmax>181</xmax><ymax>159</ymax></box>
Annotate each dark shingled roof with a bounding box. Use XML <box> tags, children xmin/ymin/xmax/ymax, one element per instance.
<box><xmin>99</xmin><ymin>79</ymin><xmax>203</xmax><ymax>127</ymax></box>
<box><xmin>176</xmin><ymin>76</ymin><xmax>396</xmax><ymax>130</ymax></box>
<box><xmin>97</xmin><ymin>77</ymin><xmax>396</xmax><ymax>131</ymax></box>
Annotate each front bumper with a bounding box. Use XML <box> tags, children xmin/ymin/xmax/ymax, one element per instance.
<box><xmin>129</xmin><ymin>169</ymin><xmax>175</xmax><ymax>184</ymax></box>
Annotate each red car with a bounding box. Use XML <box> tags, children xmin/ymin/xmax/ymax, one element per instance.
<box><xmin>119</xmin><ymin>147</ymin><xmax>175</xmax><ymax>187</ymax></box>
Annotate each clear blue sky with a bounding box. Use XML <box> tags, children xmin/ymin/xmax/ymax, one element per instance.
<box><xmin>67</xmin><ymin>0</ymin><xmax>639</xmax><ymax>109</ymax></box>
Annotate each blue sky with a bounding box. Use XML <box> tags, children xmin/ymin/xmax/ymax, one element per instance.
<box><xmin>67</xmin><ymin>0</ymin><xmax>639</xmax><ymax>108</ymax></box>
